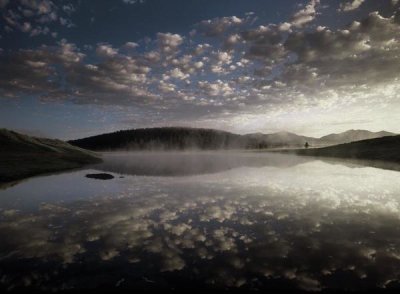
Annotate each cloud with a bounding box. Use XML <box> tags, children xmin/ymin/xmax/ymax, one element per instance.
<box><xmin>1</xmin><ymin>3</ymin><xmax>400</xmax><ymax>134</ymax></box>
<box><xmin>0</xmin><ymin>0</ymin><xmax>8</xmax><ymax>8</ymax></box>
<box><xmin>122</xmin><ymin>0</ymin><xmax>145</xmax><ymax>4</ymax></box>
<box><xmin>283</xmin><ymin>11</ymin><xmax>400</xmax><ymax>87</ymax></box>
<box><xmin>290</xmin><ymin>0</ymin><xmax>320</xmax><ymax>28</ymax></box>
<box><xmin>158</xmin><ymin>80</ymin><xmax>176</xmax><ymax>93</ymax></box>
<box><xmin>0</xmin><ymin>50</ymin><xmax>59</xmax><ymax>96</ymax></box>
<box><xmin>157</xmin><ymin>33</ymin><xmax>184</xmax><ymax>54</ymax></box>
<box><xmin>223</xmin><ymin>33</ymin><xmax>242</xmax><ymax>50</ymax></box>
<box><xmin>223</xmin><ymin>9</ymin><xmax>400</xmax><ymax>128</ymax></box>
<box><xmin>62</xmin><ymin>3</ymin><xmax>76</xmax><ymax>15</ymax></box>
<box><xmin>0</xmin><ymin>0</ymin><xmax>76</xmax><ymax>37</ymax></box>
<box><xmin>339</xmin><ymin>0</ymin><xmax>366</xmax><ymax>12</ymax></box>
<box><xmin>0</xmin><ymin>40</ymin><xmax>84</xmax><ymax>98</ymax></box>
<box><xmin>198</xmin><ymin>80</ymin><xmax>234</xmax><ymax>98</ymax></box>
<box><xmin>193</xmin><ymin>43</ymin><xmax>211</xmax><ymax>56</ymax></box>
<box><xmin>165</xmin><ymin>68</ymin><xmax>189</xmax><ymax>80</ymax></box>
<box><xmin>197</xmin><ymin>16</ymin><xmax>244</xmax><ymax>37</ymax></box>
<box><xmin>124</xmin><ymin>42</ymin><xmax>139</xmax><ymax>49</ymax></box>
<box><xmin>96</xmin><ymin>44</ymin><xmax>119</xmax><ymax>57</ymax></box>
<box><xmin>240</xmin><ymin>24</ymin><xmax>287</xmax><ymax>64</ymax></box>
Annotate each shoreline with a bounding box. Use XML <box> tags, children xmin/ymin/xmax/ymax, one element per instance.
<box><xmin>0</xmin><ymin>153</ymin><xmax>102</xmax><ymax>184</ymax></box>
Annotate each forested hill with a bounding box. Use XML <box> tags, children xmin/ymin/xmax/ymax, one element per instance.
<box><xmin>69</xmin><ymin>127</ymin><xmax>396</xmax><ymax>151</ymax></box>
<box><xmin>69</xmin><ymin>127</ymin><xmax>254</xmax><ymax>151</ymax></box>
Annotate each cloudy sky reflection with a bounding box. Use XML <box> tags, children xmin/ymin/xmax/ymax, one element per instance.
<box><xmin>1</xmin><ymin>153</ymin><xmax>400</xmax><ymax>290</ymax></box>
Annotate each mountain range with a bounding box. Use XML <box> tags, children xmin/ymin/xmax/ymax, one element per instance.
<box><xmin>69</xmin><ymin>127</ymin><xmax>396</xmax><ymax>151</ymax></box>
<box><xmin>319</xmin><ymin>130</ymin><xmax>394</xmax><ymax>145</ymax></box>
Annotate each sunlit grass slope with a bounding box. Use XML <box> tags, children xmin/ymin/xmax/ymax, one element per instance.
<box><xmin>0</xmin><ymin>129</ymin><xmax>101</xmax><ymax>183</ymax></box>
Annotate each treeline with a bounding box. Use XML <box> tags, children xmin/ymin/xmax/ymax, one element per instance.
<box><xmin>69</xmin><ymin>127</ymin><xmax>267</xmax><ymax>151</ymax></box>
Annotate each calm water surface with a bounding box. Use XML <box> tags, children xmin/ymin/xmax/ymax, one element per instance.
<box><xmin>1</xmin><ymin>152</ymin><xmax>400</xmax><ymax>291</ymax></box>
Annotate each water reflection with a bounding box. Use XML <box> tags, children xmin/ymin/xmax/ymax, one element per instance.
<box><xmin>1</xmin><ymin>153</ymin><xmax>400</xmax><ymax>291</ymax></box>
<box><xmin>0</xmin><ymin>169</ymin><xmax>123</xmax><ymax>211</ymax></box>
<box><xmin>93</xmin><ymin>151</ymin><xmax>313</xmax><ymax>176</ymax></box>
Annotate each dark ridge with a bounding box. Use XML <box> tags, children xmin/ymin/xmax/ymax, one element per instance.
<box><xmin>68</xmin><ymin>127</ymin><xmax>396</xmax><ymax>151</ymax></box>
<box><xmin>69</xmin><ymin>127</ymin><xmax>253</xmax><ymax>151</ymax></box>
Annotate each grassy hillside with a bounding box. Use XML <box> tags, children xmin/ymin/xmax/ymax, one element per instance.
<box><xmin>291</xmin><ymin>135</ymin><xmax>400</xmax><ymax>163</ymax></box>
<box><xmin>0</xmin><ymin>129</ymin><xmax>102</xmax><ymax>183</ymax></box>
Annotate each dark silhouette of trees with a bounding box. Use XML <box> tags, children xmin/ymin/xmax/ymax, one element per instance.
<box><xmin>69</xmin><ymin>127</ymin><xmax>309</xmax><ymax>151</ymax></box>
<box><xmin>304</xmin><ymin>142</ymin><xmax>309</xmax><ymax>148</ymax></box>
<box><xmin>69</xmin><ymin>127</ymin><xmax>255</xmax><ymax>151</ymax></box>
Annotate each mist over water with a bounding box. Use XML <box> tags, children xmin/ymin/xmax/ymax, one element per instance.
<box><xmin>93</xmin><ymin>151</ymin><xmax>313</xmax><ymax>176</ymax></box>
<box><xmin>1</xmin><ymin>152</ymin><xmax>400</xmax><ymax>291</ymax></box>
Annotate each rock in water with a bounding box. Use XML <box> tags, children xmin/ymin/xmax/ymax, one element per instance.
<box><xmin>85</xmin><ymin>173</ymin><xmax>114</xmax><ymax>180</ymax></box>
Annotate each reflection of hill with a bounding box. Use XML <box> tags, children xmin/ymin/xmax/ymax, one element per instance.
<box><xmin>311</xmin><ymin>156</ymin><xmax>400</xmax><ymax>173</ymax></box>
<box><xmin>92</xmin><ymin>152</ymin><xmax>313</xmax><ymax>176</ymax></box>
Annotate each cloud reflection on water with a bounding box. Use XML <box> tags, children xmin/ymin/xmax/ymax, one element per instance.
<box><xmin>0</xmin><ymin>154</ymin><xmax>400</xmax><ymax>291</ymax></box>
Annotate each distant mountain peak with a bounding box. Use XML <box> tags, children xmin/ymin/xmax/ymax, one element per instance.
<box><xmin>320</xmin><ymin>129</ymin><xmax>396</xmax><ymax>144</ymax></box>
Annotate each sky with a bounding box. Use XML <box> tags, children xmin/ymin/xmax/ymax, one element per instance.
<box><xmin>0</xmin><ymin>0</ymin><xmax>400</xmax><ymax>139</ymax></box>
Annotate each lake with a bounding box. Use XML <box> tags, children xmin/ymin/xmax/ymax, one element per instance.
<box><xmin>1</xmin><ymin>152</ymin><xmax>400</xmax><ymax>291</ymax></box>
